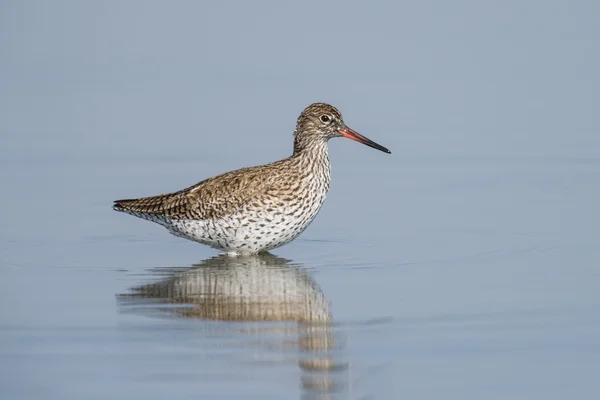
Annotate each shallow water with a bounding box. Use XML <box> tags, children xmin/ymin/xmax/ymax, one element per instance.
<box><xmin>2</xmin><ymin>148</ymin><xmax>599</xmax><ymax>399</ymax></box>
<box><xmin>2</xmin><ymin>1</ymin><xmax>600</xmax><ymax>399</ymax></box>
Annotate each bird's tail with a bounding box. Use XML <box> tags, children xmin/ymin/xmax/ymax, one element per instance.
<box><xmin>113</xmin><ymin>195</ymin><xmax>170</xmax><ymax>214</ymax></box>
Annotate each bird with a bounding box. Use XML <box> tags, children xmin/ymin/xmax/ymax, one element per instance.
<box><xmin>113</xmin><ymin>103</ymin><xmax>390</xmax><ymax>255</ymax></box>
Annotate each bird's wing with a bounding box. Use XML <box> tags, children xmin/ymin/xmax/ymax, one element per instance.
<box><xmin>113</xmin><ymin>161</ymin><xmax>299</xmax><ymax>220</ymax></box>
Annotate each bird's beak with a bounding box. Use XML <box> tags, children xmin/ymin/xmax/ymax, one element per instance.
<box><xmin>338</xmin><ymin>126</ymin><xmax>391</xmax><ymax>154</ymax></box>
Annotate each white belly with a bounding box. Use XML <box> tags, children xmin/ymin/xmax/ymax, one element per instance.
<box><xmin>167</xmin><ymin>192</ymin><xmax>327</xmax><ymax>254</ymax></box>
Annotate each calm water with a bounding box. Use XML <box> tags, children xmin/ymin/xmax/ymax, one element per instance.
<box><xmin>2</xmin><ymin>1</ymin><xmax>600</xmax><ymax>399</ymax></box>
<box><xmin>1</xmin><ymin>148</ymin><xmax>599</xmax><ymax>399</ymax></box>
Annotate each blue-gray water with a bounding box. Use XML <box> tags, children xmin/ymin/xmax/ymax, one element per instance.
<box><xmin>1</xmin><ymin>1</ymin><xmax>599</xmax><ymax>399</ymax></box>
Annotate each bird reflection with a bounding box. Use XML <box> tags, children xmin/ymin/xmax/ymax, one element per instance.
<box><xmin>118</xmin><ymin>253</ymin><xmax>347</xmax><ymax>398</ymax></box>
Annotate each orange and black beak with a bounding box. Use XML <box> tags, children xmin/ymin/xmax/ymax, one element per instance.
<box><xmin>338</xmin><ymin>126</ymin><xmax>391</xmax><ymax>154</ymax></box>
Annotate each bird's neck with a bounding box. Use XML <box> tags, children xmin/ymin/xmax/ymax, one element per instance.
<box><xmin>293</xmin><ymin>132</ymin><xmax>328</xmax><ymax>154</ymax></box>
<box><xmin>293</xmin><ymin>135</ymin><xmax>329</xmax><ymax>161</ymax></box>
<box><xmin>291</xmin><ymin>135</ymin><xmax>331</xmax><ymax>189</ymax></box>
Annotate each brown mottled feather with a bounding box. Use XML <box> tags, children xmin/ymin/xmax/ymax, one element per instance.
<box><xmin>113</xmin><ymin>159</ymin><xmax>302</xmax><ymax>220</ymax></box>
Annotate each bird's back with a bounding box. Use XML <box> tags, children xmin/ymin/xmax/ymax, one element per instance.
<box><xmin>114</xmin><ymin>159</ymin><xmax>292</xmax><ymax>219</ymax></box>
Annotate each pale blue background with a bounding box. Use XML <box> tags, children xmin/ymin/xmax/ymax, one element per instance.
<box><xmin>1</xmin><ymin>1</ymin><xmax>599</xmax><ymax>399</ymax></box>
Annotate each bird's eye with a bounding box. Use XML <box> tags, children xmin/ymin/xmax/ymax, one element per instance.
<box><xmin>320</xmin><ymin>115</ymin><xmax>331</xmax><ymax>123</ymax></box>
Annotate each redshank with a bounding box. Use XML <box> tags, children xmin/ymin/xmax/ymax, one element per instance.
<box><xmin>113</xmin><ymin>103</ymin><xmax>390</xmax><ymax>254</ymax></box>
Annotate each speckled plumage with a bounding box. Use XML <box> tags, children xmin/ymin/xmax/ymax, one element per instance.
<box><xmin>113</xmin><ymin>103</ymin><xmax>390</xmax><ymax>254</ymax></box>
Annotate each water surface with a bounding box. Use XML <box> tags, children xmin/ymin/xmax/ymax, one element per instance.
<box><xmin>2</xmin><ymin>148</ymin><xmax>599</xmax><ymax>399</ymax></box>
<box><xmin>2</xmin><ymin>1</ymin><xmax>600</xmax><ymax>399</ymax></box>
